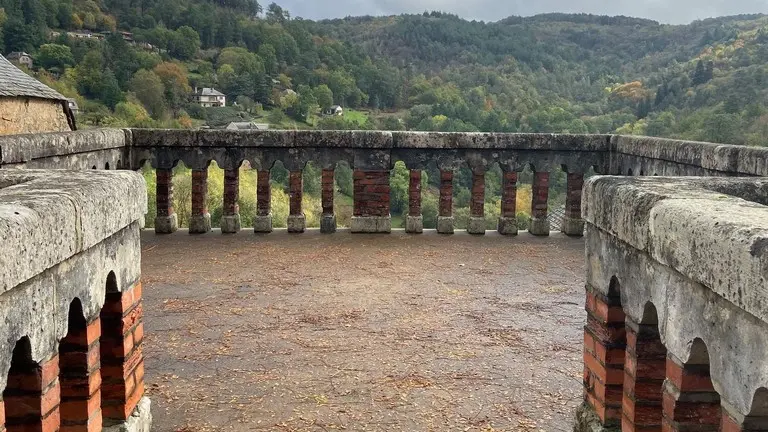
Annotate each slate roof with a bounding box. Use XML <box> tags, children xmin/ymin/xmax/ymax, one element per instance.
<box><xmin>199</xmin><ymin>88</ymin><xmax>225</xmax><ymax>96</ymax></box>
<box><xmin>0</xmin><ymin>55</ymin><xmax>67</xmax><ymax>101</ymax></box>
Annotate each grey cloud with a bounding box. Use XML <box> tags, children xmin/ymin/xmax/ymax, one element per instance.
<box><xmin>279</xmin><ymin>0</ymin><xmax>767</xmax><ymax>24</ymax></box>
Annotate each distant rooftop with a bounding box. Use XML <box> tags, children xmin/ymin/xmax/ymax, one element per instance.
<box><xmin>197</xmin><ymin>87</ymin><xmax>225</xmax><ymax>96</ymax></box>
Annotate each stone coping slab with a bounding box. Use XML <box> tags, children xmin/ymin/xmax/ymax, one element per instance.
<box><xmin>0</xmin><ymin>169</ymin><xmax>146</xmax><ymax>293</ymax></box>
<box><xmin>0</xmin><ymin>129</ymin><xmax>127</xmax><ymax>164</ymax></box>
<box><xmin>584</xmin><ymin>175</ymin><xmax>768</xmax><ymax>323</ymax></box>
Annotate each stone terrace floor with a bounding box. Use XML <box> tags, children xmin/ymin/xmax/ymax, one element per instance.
<box><xmin>140</xmin><ymin>230</ymin><xmax>586</xmax><ymax>432</ymax></box>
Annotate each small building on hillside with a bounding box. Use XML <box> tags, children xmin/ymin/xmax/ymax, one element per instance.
<box><xmin>323</xmin><ymin>105</ymin><xmax>343</xmax><ymax>116</ymax></box>
<box><xmin>225</xmin><ymin>122</ymin><xmax>270</xmax><ymax>131</ymax></box>
<box><xmin>0</xmin><ymin>55</ymin><xmax>75</xmax><ymax>135</ymax></box>
<box><xmin>5</xmin><ymin>52</ymin><xmax>33</xmax><ymax>69</ymax></box>
<box><xmin>193</xmin><ymin>87</ymin><xmax>226</xmax><ymax>108</ymax></box>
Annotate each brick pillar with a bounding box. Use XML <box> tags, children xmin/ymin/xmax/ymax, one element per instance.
<box><xmin>468</xmin><ymin>171</ymin><xmax>485</xmax><ymax>235</ymax></box>
<box><xmin>320</xmin><ymin>169</ymin><xmax>336</xmax><ymax>233</ymax></box>
<box><xmin>254</xmin><ymin>170</ymin><xmax>272</xmax><ymax>233</ymax></box>
<box><xmin>583</xmin><ymin>285</ymin><xmax>625</xmax><ymax>427</ymax></box>
<box><xmin>287</xmin><ymin>171</ymin><xmax>305</xmax><ymax>233</ymax></box>
<box><xmin>59</xmin><ymin>316</ymin><xmax>102</xmax><ymax>432</ymax></box>
<box><xmin>498</xmin><ymin>171</ymin><xmax>518</xmax><ymax>235</ymax></box>
<box><xmin>3</xmin><ymin>351</ymin><xmax>60</xmax><ymax>432</ymax></box>
<box><xmin>221</xmin><ymin>169</ymin><xmax>241</xmax><ymax>234</ymax></box>
<box><xmin>529</xmin><ymin>171</ymin><xmax>550</xmax><ymax>236</ymax></box>
<box><xmin>189</xmin><ymin>168</ymin><xmax>211</xmax><ymax>234</ymax></box>
<box><xmin>623</xmin><ymin>319</ymin><xmax>666</xmax><ymax>431</ymax></box>
<box><xmin>406</xmin><ymin>170</ymin><xmax>423</xmax><ymax>234</ymax></box>
<box><xmin>562</xmin><ymin>172</ymin><xmax>585</xmax><ymax>236</ymax></box>
<box><xmin>721</xmin><ymin>410</ymin><xmax>768</xmax><ymax>432</ymax></box>
<box><xmin>154</xmin><ymin>168</ymin><xmax>177</xmax><ymax>234</ymax></box>
<box><xmin>351</xmin><ymin>170</ymin><xmax>391</xmax><ymax>233</ymax></box>
<box><xmin>663</xmin><ymin>355</ymin><xmax>720</xmax><ymax>431</ymax></box>
<box><xmin>437</xmin><ymin>170</ymin><xmax>454</xmax><ymax>234</ymax></box>
<box><xmin>100</xmin><ymin>282</ymin><xmax>145</xmax><ymax>425</ymax></box>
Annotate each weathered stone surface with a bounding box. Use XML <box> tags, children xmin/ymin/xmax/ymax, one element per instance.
<box><xmin>0</xmin><ymin>128</ymin><xmax>127</xmax><ymax>168</ymax></box>
<box><xmin>497</xmin><ymin>216</ymin><xmax>518</xmax><ymax>235</ymax></box>
<box><xmin>351</xmin><ymin>216</ymin><xmax>391</xmax><ymax>233</ymax></box>
<box><xmin>437</xmin><ymin>216</ymin><xmax>454</xmax><ymax>234</ymax></box>
<box><xmin>253</xmin><ymin>214</ymin><xmax>273</xmax><ymax>233</ymax></box>
<box><xmin>529</xmin><ymin>217</ymin><xmax>550</xmax><ymax>236</ymax></box>
<box><xmin>189</xmin><ymin>213</ymin><xmax>212</xmax><ymax>234</ymax></box>
<box><xmin>405</xmin><ymin>215</ymin><xmax>423</xmax><ymax>234</ymax></box>
<box><xmin>104</xmin><ymin>397</ymin><xmax>152</xmax><ymax>432</ymax></box>
<box><xmin>0</xmin><ymin>170</ymin><xmax>146</xmax><ymax>293</ymax></box>
<box><xmin>467</xmin><ymin>217</ymin><xmax>486</xmax><ymax>235</ymax></box>
<box><xmin>320</xmin><ymin>214</ymin><xmax>337</xmax><ymax>234</ymax></box>
<box><xmin>573</xmin><ymin>402</ymin><xmax>619</xmax><ymax>432</ymax></box>
<box><xmin>583</xmin><ymin>176</ymin><xmax>768</xmax><ymax>418</ymax></box>
<box><xmin>287</xmin><ymin>214</ymin><xmax>306</xmax><ymax>233</ymax></box>
<box><xmin>155</xmin><ymin>214</ymin><xmax>178</xmax><ymax>234</ymax></box>
<box><xmin>561</xmin><ymin>216</ymin><xmax>584</xmax><ymax>236</ymax></box>
<box><xmin>221</xmin><ymin>215</ymin><xmax>241</xmax><ymax>234</ymax></box>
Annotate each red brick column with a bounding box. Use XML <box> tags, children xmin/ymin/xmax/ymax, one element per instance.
<box><xmin>562</xmin><ymin>172</ymin><xmax>585</xmax><ymax>236</ymax></box>
<box><xmin>530</xmin><ymin>171</ymin><xmax>550</xmax><ymax>236</ymax></box>
<box><xmin>321</xmin><ymin>169</ymin><xmax>336</xmax><ymax>233</ymax></box>
<box><xmin>406</xmin><ymin>170</ymin><xmax>423</xmax><ymax>233</ymax></box>
<box><xmin>583</xmin><ymin>285</ymin><xmax>625</xmax><ymax>427</ymax></box>
<box><xmin>288</xmin><ymin>171</ymin><xmax>305</xmax><ymax>233</ymax></box>
<box><xmin>468</xmin><ymin>171</ymin><xmax>485</xmax><ymax>234</ymax></box>
<box><xmin>189</xmin><ymin>168</ymin><xmax>211</xmax><ymax>234</ymax></box>
<box><xmin>351</xmin><ymin>170</ymin><xmax>391</xmax><ymax>233</ymax></box>
<box><xmin>498</xmin><ymin>171</ymin><xmax>518</xmax><ymax>235</ymax></box>
<box><xmin>437</xmin><ymin>170</ymin><xmax>454</xmax><ymax>234</ymax></box>
<box><xmin>100</xmin><ymin>282</ymin><xmax>145</xmax><ymax>424</ymax></box>
<box><xmin>255</xmin><ymin>170</ymin><xmax>272</xmax><ymax>233</ymax></box>
<box><xmin>3</xmin><ymin>352</ymin><xmax>60</xmax><ymax>432</ymax></box>
<box><xmin>622</xmin><ymin>320</ymin><xmax>666</xmax><ymax>431</ymax></box>
<box><xmin>663</xmin><ymin>355</ymin><xmax>720</xmax><ymax>431</ymax></box>
<box><xmin>721</xmin><ymin>410</ymin><xmax>768</xmax><ymax>432</ymax></box>
<box><xmin>221</xmin><ymin>168</ymin><xmax>240</xmax><ymax>234</ymax></box>
<box><xmin>59</xmin><ymin>318</ymin><xmax>102</xmax><ymax>432</ymax></box>
<box><xmin>154</xmin><ymin>168</ymin><xmax>177</xmax><ymax>234</ymax></box>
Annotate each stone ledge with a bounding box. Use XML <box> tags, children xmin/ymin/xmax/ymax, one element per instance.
<box><xmin>0</xmin><ymin>170</ymin><xmax>147</xmax><ymax>293</ymax></box>
<box><xmin>0</xmin><ymin>129</ymin><xmax>127</xmax><ymax>165</ymax></box>
<box><xmin>583</xmin><ymin>175</ymin><xmax>768</xmax><ymax>324</ymax></box>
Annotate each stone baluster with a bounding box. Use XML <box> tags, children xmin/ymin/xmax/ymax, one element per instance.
<box><xmin>562</xmin><ymin>171</ymin><xmax>585</xmax><ymax>236</ymax></box>
<box><xmin>437</xmin><ymin>170</ymin><xmax>454</xmax><ymax>234</ymax></box>
<box><xmin>351</xmin><ymin>170</ymin><xmax>391</xmax><ymax>233</ymax></box>
<box><xmin>663</xmin><ymin>353</ymin><xmax>720</xmax><ymax>431</ymax></box>
<box><xmin>321</xmin><ymin>169</ymin><xmax>336</xmax><ymax>233</ymax></box>
<box><xmin>498</xmin><ymin>171</ymin><xmax>518</xmax><ymax>235</ymax></box>
<box><xmin>59</xmin><ymin>310</ymin><xmax>102</xmax><ymax>432</ymax></box>
<box><xmin>155</xmin><ymin>168</ymin><xmax>178</xmax><ymax>234</ymax></box>
<box><xmin>529</xmin><ymin>171</ymin><xmax>550</xmax><ymax>236</ymax></box>
<box><xmin>406</xmin><ymin>170</ymin><xmax>423</xmax><ymax>233</ymax></box>
<box><xmin>622</xmin><ymin>318</ymin><xmax>666</xmax><ymax>431</ymax></box>
<box><xmin>254</xmin><ymin>170</ymin><xmax>272</xmax><ymax>233</ymax></box>
<box><xmin>468</xmin><ymin>170</ymin><xmax>486</xmax><ymax>235</ymax></box>
<box><xmin>221</xmin><ymin>168</ymin><xmax>241</xmax><ymax>234</ymax></box>
<box><xmin>287</xmin><ymin>171</ymin><xmax>305</xmax><ymax>233</ymax></box>
<box><xmin>189</xmin><ymin>168</ymin><xmax>211</xmax><ymax>234</ymax></box>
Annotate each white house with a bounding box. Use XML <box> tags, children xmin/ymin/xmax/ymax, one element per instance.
<box><xmin>193</xmin><ymin>87</ymin><xmax>226</xmax><ymax>108</ymax></box>
<box><xmin>5</xmin><ymin>52</ymin><xmax>33</xmax><ymax>69</ymax></box>
<box><xmin>324</xmin><ymin>105</ymin><xmax>343</xmax><ymax>116</ymax></box>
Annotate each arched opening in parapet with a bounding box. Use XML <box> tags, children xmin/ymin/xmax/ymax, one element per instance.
<box><xmin>627</xmin><ymin>168</ymin><xmax>633</xmax><ymax>176</ymax></box>
<box><xmin>512</xmin><ymin>164</ymin><xmax>534</xmax><ymax>231</ymax></box>
<box><xmin>298</xmin><ymin>161</ymin><xmax>322</xmax><ymax>229</ymax></box>
<box><xmin>333</xmin><ymin>161</ymin><xmax>354</xmax><ymax>228</ymax></box>
<box><xmin>640</xmin><ymin>169</ymin><xmax>645</xmax><ymax>176</ymax></box>
<box><xmin>625</xmin><ymin>301</ymin><xmax>665</xmax><ymax>429</ymax></box>
<box><xmin>171</xmin><ymin>161</ymin><xmax>192</xmax><ymax>228</ymax></box>
<box><xmin>206</xmin><ymin>161</ymin><xmax>225</xmax><ymax>229</ymax></box>
<box><xmin>106</xmin><ymin>270</ymin><xmax>118</xmax><ymax>293</ymax></box>
<box><xmin>483</xmin><ymin>162</ymin><xmax>503</xmax><ymax>232</ymax></box>
<box><xmin>741</xmin><ymin>388</ymin><xmax>768</xmax><ymax>427</ymax></box>
<box><xmin>235</xmin><ymin>160</ymin><xmax>256</xmax><ymax>229</ymax></box>
<box><xmin>59</xmin><ymin>298</ymin><xmax>99</xmax><ymax>429</ymax></box>
<box><xmin>669</xmin><ymin>338</ymin><xmax>720</xmax><ymax>428</ymax></box>
<box><xmin>139</xmin><ymin>161</ymin><xmax>156</xmax><ymax>229</ymax></box>
<box><xmin>3</xmin><ymin>337</ymin><xmax>53</xmax><ymax>431</ymax></box>
<box><xmin>547</xmin><ymin>165</ymin><xmax>568</xmax><ymax>233</ymax></box>
<box><xmin>452</xmin><ymin>165</ymin><xmax>473</xmax><ymax>230</ymax></box>
<box><xmin>269</xmin><ymin>160</ymin><xmax>290</xmax><ymax>229</ymax></box>
<box><xmin>92</xmin><ymin>165</ymin><xmax>97</xmax><ymax>170</ymax></box>
<box><xmin>421</xmin><ymin>160</ymin><xmax>440</xmax><ymax>230</ymax></box>
<box><xmin>105</xmin><ymin>162</ymin><xmax>110</xmax><ymax>170</ymax></box>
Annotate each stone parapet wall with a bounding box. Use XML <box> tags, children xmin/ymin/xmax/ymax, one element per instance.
<box><xmin>579</xmin><ymin>176</ymin><xmax>768</xmax><ymax>431</ymax></box>
<box><xmin>0</xmin><ymin>129</ymin><xmax>128</xmax><ymax>170</ymax></box>
<box><xmin>0</xmin><ymin>170</ymin><xmax>150</xmax><ymax>432</ymax></box>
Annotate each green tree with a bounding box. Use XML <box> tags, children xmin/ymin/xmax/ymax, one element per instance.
<box><xmin>168</xmin><ymin>26</ymin><xmax>200</xmax><ymax>60</ymax></box>
<box><xmin>313</xmin><ymin>84</ymin><xmax>333</xmax><ymax>110</ymax></box>
<box><xmin>37</xmin><ymin>43</ymin><xmax>74</xmax><ymax>70</ymax></box>
<box><xmin>129</xmin><ymin>69</ymin><xmax>167</xmax><ymax>119</ymax></box>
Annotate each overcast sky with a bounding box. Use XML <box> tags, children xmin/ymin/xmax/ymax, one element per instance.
<box><xmin>278</xmin><ymin>0</ymin><xmax>767</xmax><ymax>25</ymax></box>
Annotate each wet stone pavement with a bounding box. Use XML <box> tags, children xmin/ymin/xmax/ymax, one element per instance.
<box><xmin>140</xmin><ymin>229</ymin><xmax>586</xmax><ymax>432</ymax></box>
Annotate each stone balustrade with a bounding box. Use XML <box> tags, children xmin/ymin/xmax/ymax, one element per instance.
<box><xmin>577</xmin><ymin>175</ymin><xmax>768</xmax><ymax>432</ymax></box>
<box><xmin>0</xmin><ymin>170</ymin><xmax>150</xmax><ymax>432</ymax></box>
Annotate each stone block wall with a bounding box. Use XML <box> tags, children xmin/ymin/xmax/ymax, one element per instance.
<box><xmin>578</xmin><ymin>176</ymin><xmax>768</xmax><ymax>431</ymax></box>
<box><xmin>0</xmin><ymin>170</ymin><xmax>150</xmax><ymax>432</ymax></box>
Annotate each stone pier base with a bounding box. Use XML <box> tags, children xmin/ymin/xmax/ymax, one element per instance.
<box><xmin>154</xmin><ymin>214</ymin><xmax>178</xmax><ymax>234</ymax></box>
<box><xmin>351</xmin><ymin>216</ymin><xmax>391</xmax><ymax>233</ymax></box>
<box><xmin>320</xmin><ymin>214</ymin><xmax>337</xmax><ymax>233</ymax></box>
<box><xmin>287</xmin><ymin>214</ymin><xmax>306</xmax><ymax>233</ymax></box>
<box><xmin>104</xmin><ymin>397</ymin><xmax>153</xmax><ymax>432</ymax></box>
<box><xmin>254</xmin><ymin>215</ymin><xmax>273</xmax><ymax>233</ymax></box>
<box><xmin>529</xmin><ymin>217</ymin><xmax>550</xmax><ymax>236</ymax></box>
<box><xmin>497</xmin><ymin>217</ymin><xmax>518</xmax><ymax>235</ymax></box>
<box><xmin>561</xmin><ymin>216</ymin><xmax>585</xmax><ymax>237</ymax></box>
<box><xmin>572</xmin><ymin>401</ymin><xmax>617</xmax><ymax>432</ymax></box>
<box><xmin>189</xmin><ymin>213</ymin><xmax>211</xmax><ymax>234</ymax></box>
<box><xmin>406</xmin><ymin>215</ymin><xmax>423</xmax><ymax>234</ymax></box>
<box><xmin>467</xmin><ymin>217</ymin><xmax>486</xmax><ymax>235</ymax></box>
<box><xmin>221</xmin><ymin>215</ymin><xmax>241</xmax><ymax>234</ymax></box>
<box><xmin>437</xmin><ymin>216</ymin><xmax>454</xmax><ymax>234</ymax></box>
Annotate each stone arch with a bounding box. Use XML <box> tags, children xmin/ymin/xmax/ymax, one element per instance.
<box><xmin>663</xmin><ymin>337</ymin><xmax>720</xmax><ymax>430</ymax></box>
<box><xmin>3</xmin><ymin>337</ymin><xmax>59</xmax><ymax>431</ymax></box>
<box><xmin>106</xmin><ymin>271</ymin><xmax>118</xmax><ymax>294</ymax></box>
<box><xmin>105</xmin><ymin>162</ymin><xmax>110</xmax><ymax>170</ymax></box>
<box><xmin>627</xmin><ymin>168</ymin><xmax>634</xmax><ymax>176</ymax></box>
